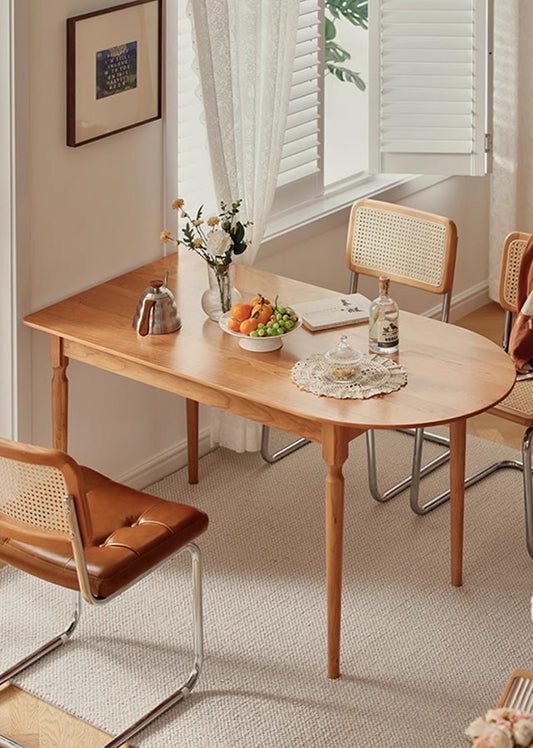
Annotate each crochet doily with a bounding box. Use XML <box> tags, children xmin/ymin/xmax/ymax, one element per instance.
<box><xmin>291</xmin><ymin>353</ymin><xmax>408</xmax><ymax>400</ymax></box>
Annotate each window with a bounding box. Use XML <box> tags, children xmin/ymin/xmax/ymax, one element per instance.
<box><xmin>173</xmin><ymin>0</ymin><xmax>491</xmax><ymax>232</ymax></box>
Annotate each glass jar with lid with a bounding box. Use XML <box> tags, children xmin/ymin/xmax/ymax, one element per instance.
<box><xmin>324</xmin><ymin>335</ymin><xmax>363</xmax><ymax>382</ymax></box>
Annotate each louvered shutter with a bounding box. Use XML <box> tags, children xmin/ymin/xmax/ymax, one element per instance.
<box><xmin>274</xmin><ymin>0</ymin><xmax>324</xmax><ymax>208</ymax></box>
<box><xmin>369</xmin><ymin>0</ymin><xmax>491</xmax><ymax>176</ymax></box>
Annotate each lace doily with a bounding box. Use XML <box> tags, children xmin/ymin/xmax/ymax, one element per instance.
<box><xmin>291</xmin><ymin>353</ymin><xmax>408</xmax><ymax>400</ymax></box>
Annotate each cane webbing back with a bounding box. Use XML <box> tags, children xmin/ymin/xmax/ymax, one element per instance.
<box><xmin>499</xmin><ymin>233</ymin><xmax>530</xmax><ymax>312</ymax></box>
<box><xmin>496</xmin><ymin>380</ymin><xmax>533</xmax><ymax>419</ymax></box>
<box><xmin>0</xmin><ymin>456</ymin><xmax>70</xmax><ymax>534</ymax></box>
<box><xmin>348</xmin><ymin>200</ymin><xmax>455</xmax><ymax>294</ymax></box>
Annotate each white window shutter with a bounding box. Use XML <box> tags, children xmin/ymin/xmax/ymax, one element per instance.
<box><xmin>273</xmin><ymin>0</ymin><xmax>324</xmax><ymax>210</ymax></box>
<box><xmin>369</xmin><ymin>0</ymin><xmax>491</xmax><ymax>176</ymax></box>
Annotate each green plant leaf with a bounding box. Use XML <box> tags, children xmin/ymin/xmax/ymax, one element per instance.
<box><xmin>325</xmin><ymin>17</ymin><xmax>336</xmax><ymax>42</ymax></box>
<box><xmin>325</xmin><ymin>40</ymin><xmax>351</xmax><ymax>65</ymax></box>
<box><xmin>326</xmin><ymin>63</ymin><xmax>366</xmax><ymax>91</ymax></box>
<box><xmin>325</xmin><ymin>0</ymin><xmax>368</xmax><ymax>30</ymax></box>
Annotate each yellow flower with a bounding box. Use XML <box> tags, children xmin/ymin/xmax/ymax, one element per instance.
<box><xmin>171</xmin><ymin>198</ymin><xmax>184</xmax><ymax>210</ymax></box>
<box><xmin>173</xmin><ymin>239</ymin><xmax>179</xmax><ymax>248</ymax></box>
<box><xmin>160</xmin><ymin>230</ymin><xmax>172</xmax><ymax>244</ymax></box>
<box><xmin>193</xmin><ymin>238</ymin><xmax>203</xmax><ymax>247</ymax></box>
<box><xmin>192</xmin><ymin>219</ymin><xmax>203</xmax><ymax>226</ymax></box>
<box><xmin>207</xmin><ymin>216</ymin><xmax>220</xmax><ymax>226</ymax></box>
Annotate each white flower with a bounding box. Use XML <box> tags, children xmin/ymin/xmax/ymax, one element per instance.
<box><xmin>206</xmin><ymin>230</ymin><xmax>232</xmax><ymax>256</ymax></box>
<box><xmin>488</xmin><ymin>725</ymin><xmax>513</xmax><ymax>748</ymax></box>
<box><xmin>514</xmin><ymin>718</ymin><xmax>533</xmax><ymax>746</ymax></box>
<box><xmin>466</xmin><ymin>717</ymin><xmax>491</xmax><ymax>740</ymax></box>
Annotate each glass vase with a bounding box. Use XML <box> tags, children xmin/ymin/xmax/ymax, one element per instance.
<box><xmin>201</xmin><ymin>263</ymin><xmax>241</xmax><ymax>321</ymax></box>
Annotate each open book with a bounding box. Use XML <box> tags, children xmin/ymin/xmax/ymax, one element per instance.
<box><xmin>293</xmin><ymin>293</ymin><xmax>371</xmax><ymax>332</ymax></box>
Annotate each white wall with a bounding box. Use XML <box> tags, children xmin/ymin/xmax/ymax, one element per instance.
<box><xmin>17</xmin><ymin>2</ymin><xmax>491</xmax><ymax>486</ymax></box>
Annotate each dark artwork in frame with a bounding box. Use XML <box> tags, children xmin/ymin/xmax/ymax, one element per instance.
<box><xmin>66</xmin><ymin>0</ymin><xmax>162</xmax><ymax>147</ymax></box>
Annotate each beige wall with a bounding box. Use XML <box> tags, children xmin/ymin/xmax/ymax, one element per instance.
<box><xmin>24</xmin><ymin>0</ymin><xmax>192</xmax><ymax>481</ymax></box>
<box><xmin>259</xmin><ymin>176</ymin><xmax>490</xmax><ymax>318</ymax></box>
<box><xmin>19</xmin><ymin>2</ymin><xmax>491</xmax><ymax>484</ymax></box>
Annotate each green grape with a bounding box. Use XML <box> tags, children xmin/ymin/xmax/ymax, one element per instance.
<box><xmin>257</xmin><ymin>323</ymin><xmax>265</xmax><ymax>330</ymax></box>
<box><xmin>258</xmin><ymin>328</ymin><xmax>266</xmax><ymax>337</ymax></box>
<box><xmin>249</xmin><ymin>330</ymin><xmax>259</xmax><ymax>337</ymax></box>
<box><xmin>285</xmin><ymin>320</ymin><xmax>294</xmax><ymax>330</ymax></box>
<box><xmin>272</xmin><ymin>322</ymin><xmax>280</xmax><ymax>330</ymax></box>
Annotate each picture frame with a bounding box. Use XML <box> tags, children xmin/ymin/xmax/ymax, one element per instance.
<box><xmin>66</xmin><ymin>0</ymin><xmax>162</xmax><ymax>147</ymax></box>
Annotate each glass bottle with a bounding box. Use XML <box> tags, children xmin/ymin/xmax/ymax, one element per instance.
<box><xmin>368</xmin><ymin>276</ymin><xmax>399</xmax><ymax>354</ymax></box>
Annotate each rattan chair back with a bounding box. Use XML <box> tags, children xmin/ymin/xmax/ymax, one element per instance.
<box><xmin>346</xmin><ymin>198</ymin><xmax>457</xmax><ymax>296</ymax></box>
<box><xmin>0</xmin><ymin>438</ymin><xmax>91</xmax><ymax>542</ymax></box>
<box><xmin>498</xmin><ymin>231</ymin><xmax>530</xmax><ymax>312</ymax></box>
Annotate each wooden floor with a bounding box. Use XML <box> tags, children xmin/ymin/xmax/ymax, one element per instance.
<box><xmin>0</xmin><ymin>301</ymin><xmax>523</xmax><ymax>747</ymax></box>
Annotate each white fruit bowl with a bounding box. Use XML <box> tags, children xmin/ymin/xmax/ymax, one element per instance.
<box><xmin>218</xmin><ymin>311</ymin><xmax>302</xmax><ymax>352</ymax></box>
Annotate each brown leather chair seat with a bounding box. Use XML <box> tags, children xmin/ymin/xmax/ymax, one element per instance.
<box><xmin>0</xmin><ymin>465</ymin><xmax>208</xmax><ymax>598</ymax></box>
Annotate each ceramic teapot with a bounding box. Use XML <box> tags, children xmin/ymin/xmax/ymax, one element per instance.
<box><xmin>132</xmin><ymin>271</ymin><xmax>181</xmax><ymax>336</ymax></box>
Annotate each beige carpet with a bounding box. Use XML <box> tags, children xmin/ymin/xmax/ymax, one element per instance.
<box><xmin>1</xmin><ymin>431</ymin><xmax>533</xmax><ymax>747</ymax></box>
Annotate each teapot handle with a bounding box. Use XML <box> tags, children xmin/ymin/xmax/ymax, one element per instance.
<box><xmin>137</xmin><ymin>298</ymin><xmax>156</xmax><ymax>336</ymax></box>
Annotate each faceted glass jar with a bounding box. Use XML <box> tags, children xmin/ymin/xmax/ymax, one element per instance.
<box><xmin>324</xmin><ymin>335</ymin><xmax>363</xmax><ymax>382</ymax></box>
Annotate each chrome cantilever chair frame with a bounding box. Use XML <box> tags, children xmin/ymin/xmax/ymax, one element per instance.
<box><xmin>261</xmin><ymin>199</ymin><xmax>458</xmax><ymax>515</ymax></box>
<box><xmin>0</xmin><ymin>442</ymin><xmax>205</xmax><ymax>748</ymax></box>
<box><xmin>413</xmin><ymin>231</ymin><xmax>533</xmax><ymax>555</ymax></box>
<box><xmin>0</xmin><ymin>501</ymin><xmax>203</xmax><ymax>748</ymax></box>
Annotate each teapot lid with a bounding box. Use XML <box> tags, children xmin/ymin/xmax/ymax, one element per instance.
<box><xmin>324</xmin><ymin>335</ymin><xmax>362</xmax><ymax>365</ymax></box>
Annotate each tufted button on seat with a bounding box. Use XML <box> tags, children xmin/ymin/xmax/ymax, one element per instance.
<box><xmin>0</xmin><ymin>465</ymin><xmax>208</xmax><ymax>599</ymax></box>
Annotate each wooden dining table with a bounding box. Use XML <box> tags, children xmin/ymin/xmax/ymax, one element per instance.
<box><xmin>23</xmin><ymin>250</ymin><xmax>516</xmax><ymax>679</ymax></box>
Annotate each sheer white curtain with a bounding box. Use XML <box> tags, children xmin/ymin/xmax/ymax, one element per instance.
<box><xmin>189</xmin><ymin>0</ymin><xmax>300</xmax><ymax>452</ymax></box>
<box><xmin>489</xmin><ymin>0</ymin><xmax>533</xmax><ymax>298</ymax></box>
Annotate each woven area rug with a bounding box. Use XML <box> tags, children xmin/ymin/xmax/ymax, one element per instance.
<box><xmin>1</xmin><ymin>430</ymin><xmax>533</xmax><ymax>747</ymax></box>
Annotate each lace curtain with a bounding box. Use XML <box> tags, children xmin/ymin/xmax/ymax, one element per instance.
<box><xmin>489</xmin><ymin>0</ymin><xmax>533</xmax><ymax>298</ymax></box>
<box><xmin>189</xmin><ymin>0</ymin><xmax>300</xmax><ymax>452</ymax></box>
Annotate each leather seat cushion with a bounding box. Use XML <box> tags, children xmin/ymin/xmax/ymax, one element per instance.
<box><xmin>0</xmin><ymin>466</ymin><xmax>208</xmax><ymax>598</ymax></box>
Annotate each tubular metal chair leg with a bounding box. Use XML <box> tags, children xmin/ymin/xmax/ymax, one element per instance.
<box><xmin>260</xmin><ymin>425</ymin><xmax>310</xmax><ymax>464</ymax></box>
<box><xmin>103</xmin><ymin>542</ymin><xmax>204</xmax><ymax>748</ymax></box>
<box><xmin>0</xmin><ymin>589</ymin><xmax>81</xmax><ymax>748</ymax></box>
<box><xmin>0</xmin><ymin>589</ymin><xmax>81</xmax><ymax>689</ymax></box>
<box><xmin>367</xmin><ymin>428</ymin><xmax>451</xmax><ymax>509</ymax></box>
<box><xmin>411</xmin><ymin>433</ymin><xmax>530</xmax><ymax>522</ymax></box>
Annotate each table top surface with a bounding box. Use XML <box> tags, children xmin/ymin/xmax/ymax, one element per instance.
<box><xmin>24</xmin><ymin>251</ymin><xmax>516</xmax><ymax>430</ymax></box>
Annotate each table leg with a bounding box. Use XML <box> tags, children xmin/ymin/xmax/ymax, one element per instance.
<box><xmin>449</xmin><ymin>418</ymin><xmax>466</xmax><ymax>587</ymax></box>
<box><xmin>186</xmin><ymin>399</ymin><xmax>199</xmax><ymax>485</ymax></box>
<box><xmin>50</xmin><ymin>336</ymin><xmax>69</xmax><ymax>451</ymax></box>
<box><xmin>322</xmin><ymin>424</ymin><xmax>349</xmax><ymax>679</ymax></box>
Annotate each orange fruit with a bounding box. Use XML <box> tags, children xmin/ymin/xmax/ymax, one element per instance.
<box><xmin>231</xmin><ymin>302</ymin><xmax>252</xmax><ymax>322</ymax></box>
<box><xmin>252</xmin><ymin>303</ymin><xmax>273</xmax><ymax>325</ymax></box>
<box><xmin>239</xmin><ymin>317</ymin><xmax>259</xmax><ymax>336</ymax></box>
<box><xmin>228</xmin><ymin>317</ymin><xmax>241</xmax><ymax>332</ymax></box>
<box><xmin>250</xmin><ymin>295</ymin><xmax>271</xmax><ymax>307</ymax></box>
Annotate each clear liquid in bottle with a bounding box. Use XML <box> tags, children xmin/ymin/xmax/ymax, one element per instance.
<box><xmin>368</xmin><ymin>275</ymin><xmax>399</xmax><ymax>355</ymax></box>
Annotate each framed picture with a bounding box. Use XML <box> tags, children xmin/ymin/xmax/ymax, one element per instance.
<box><xmin>66</xmin><ymin>0</ymin><xmax>162</xmax><ymax>147</ymax></box>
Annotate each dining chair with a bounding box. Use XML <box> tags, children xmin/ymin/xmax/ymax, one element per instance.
<box><xmin>0</xmin><ymin>437</ymin><xmax>209</xmax><ymax>748</ymax></box>
<box><xmin>261</xmin><ymin>198</ymin><xmax>458</xmax><ymax>515</ymax></box>
<box><xmin>417</xmin><ymin>231</ymin><xmax>533</xmax><ymax>556</ymax></box>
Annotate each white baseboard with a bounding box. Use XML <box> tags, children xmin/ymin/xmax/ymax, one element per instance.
<box><xmin>424</xmin><ymin>280</ymin><xmax>490</xmax><ymax>322</ymax></box>
<box><xmin>116</xmin><ymin>426</ymin><xmax>214</xmax><ymax>490</ymax></box>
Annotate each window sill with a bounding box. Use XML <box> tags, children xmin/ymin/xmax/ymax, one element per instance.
<box><xmin>263</xmin><ymin>174</ymin><xmax>449</xmax><ymax>244</ymax></box>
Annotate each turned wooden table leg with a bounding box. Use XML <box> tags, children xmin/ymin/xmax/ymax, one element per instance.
<box><xmin>50</xmin><ymin>336</ymin><xmax>69</xmax><ymax>451</ymax></box>
<box><xmin>186</xmin><ymin>399</ymin><xmax>199</xmax><ymax>484</ymax></box>
<box><xmin>449</xmin><ymin>418</ymin><xmax>466</xmax><ymax>587</ymax></box>
<box><xmin>322</xmin><ymin>424</ymin><xmax>349</xmax><ymax>679</ymax></box>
